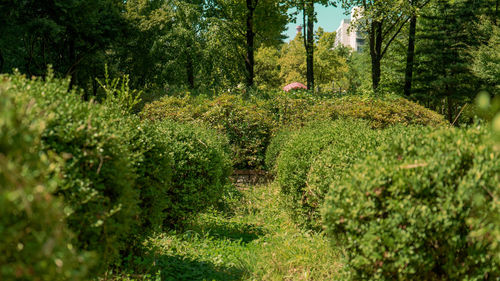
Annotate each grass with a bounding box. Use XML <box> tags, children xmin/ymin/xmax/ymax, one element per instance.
<box><xmin>106</xmin><ymin>183</ymin><xmax>343</xmax><ymax>281</ymax></box>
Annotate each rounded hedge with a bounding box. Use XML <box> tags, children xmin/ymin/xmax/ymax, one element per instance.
<box><xmin>155</xmin><ymin>120</ymin><xmax>232</xmax><ymax>227</ymax></box>
<box><xmin>275</xmin><ymin>119</ymin><xmax>376</xmax><ymax>228</ymax></box>
<box><xmin>8</xmin><ymin>74</ymin><xmax>141</xmax><ymax>271</ymax></box>
<box><xmin>322</xmin><ymin>125</ymin><xmax>500</xmax><ymax>280</ymax></box>
<box><xmin>141</xmin><ymin>94</ymin><xmax>274</xmax><ymax>169</ymax></box>
<box><xmin>264</xmin><ymin>129</ymin><xmax>296</xmax><ymax>173</ymax></box>
<box><xmin>313</xmin><ymin>96</ymin><xmax>448</xmax><ymax>129</ymax></box>
<box><xmin>0</xmin><ymin>81</ymin><xmax>89</xmax><ymax>280</ymax></box>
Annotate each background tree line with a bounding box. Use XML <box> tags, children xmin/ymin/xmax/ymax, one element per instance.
<box><xmin>0</xmin><ymin>0</ymin><xmax>498</xmax><ymax>122</ymax></box>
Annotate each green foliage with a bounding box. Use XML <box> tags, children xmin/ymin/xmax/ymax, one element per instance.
<box><xmin>108</xmin><ymin>183</ymin><xmax>342</xmax><ymax>281</ymax></box>
<box><xmin>97</xmin><ymin>65</ymin><xmax>143</xmax><ymax>113</ymax></box>
<box><xmin>130</xmin><ymin>119</ymin><xmax>173</xmax><ymax>232</ymax></box>
<box><xmin>142</xmin><ymin>94</ymin><xmax>273</xmax><ymax>169</ymax></box>
<box><xmin>315</xmin><ymin>96</ymin><xmax>448</xmax><ymax>129</ymax></box>
<box><xmin>264</xmin><ymin>129</ymin><xmax>296</xmax><ymax>173</ymax></box>
<box><xmin>323</xmin><ymin>125</ymin><xmax>500</xmax><ymax>280</ymax></box>
<box><xmin>7</xmin><ymin>73</ymin><xmax>141</xmax><ymax>271</ymax></box>
<box><xmin>275</xmin><ymin>119</ymin><xmax>375</xmax><ymax>228</ymax></box>
<box><xmin>202</xmin><ymin>95</ymin><xmax>274</xmax><ymax>169</ymax></box>
<box><xmin>155</xmin><ymin>121</ymin><xmax>232</xmax><ymax>227</ymax></box>
<box><xmin>470</xmin><ymin>18</ymin><xmax>500</xmax><ymax>96</ymax></box>
<box><xmin>0</xmin><ymin>81</ymin><xmax>89</xmax><ymax>280</ymax></box>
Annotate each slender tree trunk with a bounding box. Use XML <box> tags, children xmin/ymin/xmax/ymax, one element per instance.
<box><xmin>404</xmin><ymin>14</ymin><xmax>417</xmax><ymax>96</ymax></box>
<box><xmin>306</xmin><ymin>0</ymin><xmax>314</xmax><ymax>90</ymax></box>
<box><xmin>0</xmin><ymin>49</ymin><xmax>4</xmax><ymax>73</ymax></box>
<box><xmin>495</xmin><ymin>0</ymin><xmax>499</xmax><ymax>25</ymax></box>
<box><xmin>245</xmin><ymin>0</ymin><xmax>257</xmax><ymax>87</ymax></box>
<box><xmin>186</xmin><ymin>43</ymin><xmax>194</xmax><ymax>89</ymax></box>
<box><xmin>68</xmin><ymin>37</ymin><xmax>77</xmax><ymax>89</ymax></box>
<box><xmin>370</xmin><ymin>21</ymin><xmax>383</xmax><ymax>91</ymax></box>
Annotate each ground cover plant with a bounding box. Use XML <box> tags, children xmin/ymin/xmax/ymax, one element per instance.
<box><xmin>105</xmin><ymin>183</ymin><xmax>344</xmax><ymax>281</ymax></box>
<box><xmin>323</xmin><ymin>125</ymin><xmax>500</xmax><ymax>280</ymax></box>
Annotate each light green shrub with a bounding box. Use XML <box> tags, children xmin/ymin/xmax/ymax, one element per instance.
<box><xmin>141</xmin><ymin>94</ymin><xmax>274</xmax><ymax>169</ymax></box>
<box><xmin>323</xmin><ymin>126</ymin><xmax>500</xmax><ymax>280</ymax></box>
<box><xmin>264</xmin><ymin>129</ymin><xmax>297</xmax><ymax>173</ymax></box>
<box><xmin>275</xmin><ymin>119</ymin><xmax>376</xmax><ymax>228</ymax></box>
<box><xmin>156</xmin><ymin>121</ymin><xmax>232</xmax><ymax>227</ymax></box>
<box><xmin>0</xmin><ymin>81</ymin><xmax>90</xmax><ymax>280</ymax></box>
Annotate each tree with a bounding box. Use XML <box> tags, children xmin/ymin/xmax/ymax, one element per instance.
<box><xmin>254</xmin><ymin>46</ymin><xmax>283</xmax><ymax>90</ymax></box>
<box><xmin>0</xmin><ymin>0</ymin><xmax>125</xmax><ymax>92</ymax></box>
<box><xmin>314</xmin><ymin>28</ymin><xmax>349</xmax><ymax>90</ymax></box>
<box><xmin>206</xmin><ymin>0</ymin><xmax>288</xmax><ymax>88</ymax></box>
<box><xmin>340</xmin><ymin>0</ymin><xmax>412</xmax><ymax>92</ymax></box>
<box><xmin>287</xmin><ymin>0</ymin><xmax>334</xmax><ymax>90</ymax></box>
<box><xmin>413</xmin><ymin>0</ymin><xmax>482</xmax><ymax>122</ymax></box>
<box><xmin>279</xmin><ymin>32</ymin><xmax>307</xmax><ymax>85</ymax></box>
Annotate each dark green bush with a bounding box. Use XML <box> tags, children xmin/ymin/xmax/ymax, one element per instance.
<box><xmin>155</xmin><ymin>120</ymin><xmax>232</xmax><ymax>227</ymax></box>
<box><xmin>125</xmin><ymin>117</ymin><xmax>173</xmax><ymax>232</ymax></box>
<box><xmin>0</xmin><ymin>81</ymin><xmax>89</xmax><ymax>280</ymax></box>
<box><xmin>323</xmin><ymin>126</ymin><xmax>500</xmax><ymax>280</ymax></box>
<box><xmin>8</xmin><ymin>74</ymin><xmax>141</xmax><ymax>271</ymax></box>
<box><xmin>276</xmin><ymin>119</ymin><xmax>377</xmax><ymax>228</ymax></box>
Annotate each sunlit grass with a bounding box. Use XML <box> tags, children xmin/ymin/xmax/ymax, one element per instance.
<box><xmin>106</xmin><ymin>183</ymin><xmax>343</xmax><ymax>280</ymax></box>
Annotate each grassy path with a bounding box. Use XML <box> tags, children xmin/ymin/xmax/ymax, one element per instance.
<box><xmin>111</xmin><ymin>183</ymin><xmax>343</xmax><ymax>281</ymax></box>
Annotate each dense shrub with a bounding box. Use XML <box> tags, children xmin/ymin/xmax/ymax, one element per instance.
<box><xmin>202</xmin><ymin>94</ymin><xmax>274</xmax><ymax>169</ymax></box>
<box><xmin>156</xmin><ymin>121</ymin><xmax>232</xmax><ymax>227</ymax></box>
<box><xmin>264</xmin><ymin>129</ymin><xmax>296</xmax><ymax>172</ymax></box>
<box><xmin>127</xmin><ymin>118</ymin><xmax>173</xmax><ymax>232</ymax></box>
<box><xmin>0</xmin><ymin>82</ymin><xmax>89</xmax><ymax>280</ymax></box>
<box><xmin>276</xmin><ymin>119</ymin><xmax>378</xmax><ymax>228</ymax></box>
<box><xmin>310</xmin><ymin>96</ymin><xmax>447</xmax><ymax>129</ymax></box>
<box><xmin>7</xmin><ymin>74</ymin><xmax>141</xmax><ymax>271</ymax></box>
<box><xmin>323</xmin><ymin>126</ymin><xmax>500</xmax><ymax>280</ymax></box>
<box><xmin>142</xmin><ymin>94</ymin><xmax>273</xmax><ymax>169</ymax></box>
<box><xmin>303</xmin><ymin>126</ymin><xmax>414</xmax><ymax>230</ymax></box>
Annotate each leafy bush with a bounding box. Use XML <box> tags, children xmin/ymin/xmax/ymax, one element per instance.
<box><xmin>303</xmin><ymin>126</ymin><xmax>412</xmax><ymax>230</ymax></box>
<box><xmin>276</xmin><ymin>119</ymin><xmax>377</xmax><ymax>228</ymax></box>
<box><xmin>202</xmin><ymin>94</ymin><xmax>274</xmax><ymax>169</ymax></box>
<box><xmin>0</xmin><ymin>81</ymin><xmax>89</xmax><ymax>280</ymax></box>
<box><xmin>126</xmin><ymin>118</ymin><xmax>173</xmax><ymax>232</ymax></box>
<box><xmin>312</xmin><ymin>96</ymin><xmax>447</xmax><ymax>129</ymax></box>
<box><xmin>264</xmin><ymin>129</ymin><xmax>296</xmax><ymax>173</ymax></box>
<box><xmin>155</xmin><ymin>121</ymin><xmax>232</xmax><ymax>227</ymax></box>
<box><xmin>323</xmin><ymin>126</ymin><xmax>500</xmax><ymax>280</ymax></box>
<box><xmin>142</xmin><ymin>94</ymin><xmax>273</xmax><ymax>169</ymax></box>
<box><xmin>7</xmin><ymin>73</ymin><xmax>141</xmax><ymax>271</ymax></box>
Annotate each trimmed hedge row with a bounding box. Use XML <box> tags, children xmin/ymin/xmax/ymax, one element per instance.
<box><xmin>274</xmin><ymin>119</ymin><xmax>395</xmax><ymax>229</ymax></box>
<box><xmin>1</xmin><ymin>74</ymin><xmax>232</xmax><ymax>278</ymax></box>
<box><xmin>323</xmin><ymin>125</ymin><xmax>500</xmax><ymax>280</ymax></box>
<box><xmin>142</xmin><ymin>93</ymin><xmax>447</xmax><ymax>170</ymax></box>
<box><xmin>0</xmin><ymin>82</ymin><xmax>89</xmax><ymax>280</ymax></box>
<box><xmin>141</xmin><ymin>94</ymin><xmax>273</xmax><ymax>170</ymax></box>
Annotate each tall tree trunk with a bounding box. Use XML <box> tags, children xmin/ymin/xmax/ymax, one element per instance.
<box><xmin>0</xmin><ymin>49</ymin><xmax>4</xmax><ymax>73</ymax></box>
<box><xmin>186</xmin><ymin>43</ymin><xmax>194</xmax><ymax>89</ymax></box>
<box><xmin>68</xmin><ymin>37</ymin><xmax>77</xmax><ymax>89</ymax></box>
<box><xmin>370</xmin><ymin>21</ymin><xmax>383</xmax><ymax>91</ymax></box>
<box><xmin>404</xmin><ymin>14</ymin><xmax>417</xmax><ymax>96</ymax></box>
<box><xmin>306</xmin><ymin>0</ymin><xmax>314</xmax><ymax>90</ymax></box>
<box><xmin>245</xmin><ymin>0</ymin><xmax>257</xmax><ymax>88</ymax></box>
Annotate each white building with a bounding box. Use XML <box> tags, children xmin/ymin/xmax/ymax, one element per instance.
<box><xmin>334</xmin><ymin>7</ymin><xmax>365</xmax><ymax>52</ymax></box>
